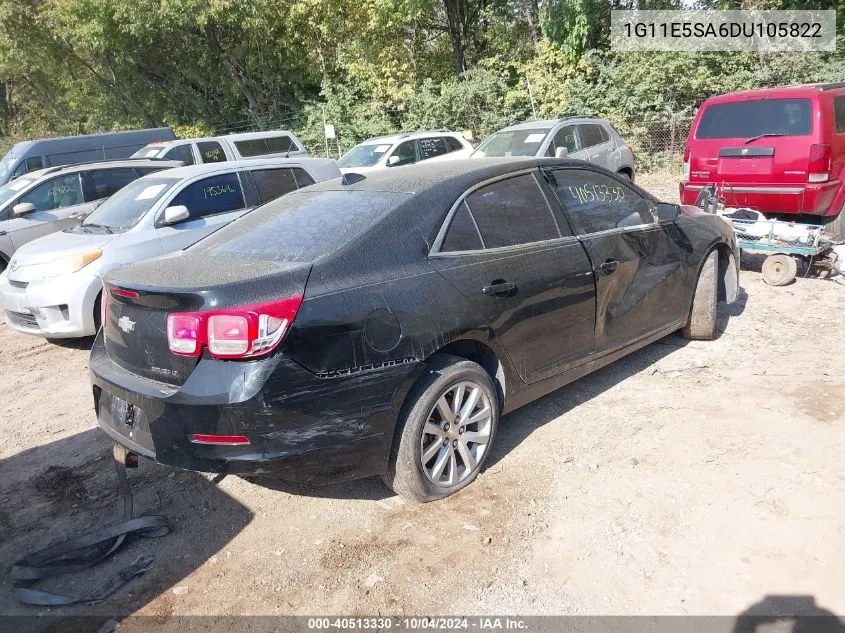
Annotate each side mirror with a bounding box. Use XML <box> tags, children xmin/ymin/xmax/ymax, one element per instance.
<box><xmin>387</xmin><ymin>155</ymin><xmax>401</xmax><ymax>166</ymax></box>
<box><xmin>656</xmin><ymin>202</ymin><xmax>681</xmax><ymax>222</ymax></box>
<box><xmin>12</xmin><ymin>202</ymin><xmax>36</xmax><ymax>217</ymax></box>
<box><xmin>554</xmin><ymin>147</ymin><xmax>569</xmax><ymax>158</ymax></box>
<box><xmin>163</xmin><ymin>205</ymin><xmax>190</xmax><ymax>225</ymax></box>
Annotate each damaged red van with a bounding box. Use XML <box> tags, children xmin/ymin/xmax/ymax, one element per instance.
<box><xmin>679</xmin><ymin>83</ymin><xmax>845</xmax><ymax>238</ymax></box>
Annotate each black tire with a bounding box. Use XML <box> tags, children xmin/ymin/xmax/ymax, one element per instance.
<box><xmin>682</xmin><ymin>250</ymin><xmax>718</xmax><ymax>340</ymax></box>
<box><xmin>93</xmin><ymin>292</ymin><xmax>102</xmax><ymax>331</ymax></box>
<box><xmin>382</xmin><ymin>354</ymin><xmax>499</xmax><ymax>503</ymax></box>
<box><xmin>761</xmin><ymin>254</ymin><xmax>797</xmax><ymax>286</ymax></box>
<box><xmin>618</xmin><ymin>170</ymin><xmax>632</xmax><ymax>181</ymax></box>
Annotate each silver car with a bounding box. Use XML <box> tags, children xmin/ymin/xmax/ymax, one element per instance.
<box><xmin>0</xmin><ymin>158</ymin><xmax>341</xmax><ymax>338</ymax></box>
<box><xmin>472</xmin><ymin>116</ymin><xmax>636</xmax><ymax>180</ymax></box>
<box><xmin>0</xmin><ymin>159</ymin><xmax>181</xmax><ymax>272</ymax></box>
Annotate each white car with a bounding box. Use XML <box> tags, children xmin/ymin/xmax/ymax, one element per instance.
<box><xmin>0</xmin><ymin>158</ymin><xmax>340</xmax><ymax>338</ymax></box>
<box><xmin>337</xmin><ymin>130</ymin><xmax>473</xmax><ymax>174</ymax></box>
<box><xmin>131</xmin><ymin>130</ymin><xmax>308</xmax><ymax>165</ymax></box>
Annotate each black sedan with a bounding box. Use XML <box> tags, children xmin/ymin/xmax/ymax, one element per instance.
<box><xmin>91</xmin><ymin>158</ymin><xmax>739</xmax><ymax>502</ymax></box>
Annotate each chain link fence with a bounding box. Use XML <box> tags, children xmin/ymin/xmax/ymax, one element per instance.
<box><xmin>611</xmin><ymin>112</ymin><xmax>694</xmax><ymax>175</ymax></box>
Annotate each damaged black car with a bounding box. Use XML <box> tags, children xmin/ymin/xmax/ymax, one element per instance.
<box><xmin>91</xmin><ymin>158</ymin><xmax>739</xmax><ymax>502</ymax></box>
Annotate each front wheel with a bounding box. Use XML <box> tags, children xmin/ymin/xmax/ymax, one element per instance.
<box><xmin>383</xmin><ymin>355</ymin><xmax>498</xmax><ymax>502</ymax></box>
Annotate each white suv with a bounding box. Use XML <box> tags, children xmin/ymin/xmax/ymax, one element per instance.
<box><xmin>472</xmin><ymin>116</ymin><xmax>636</xmax><ymax>180</ymax></box>
<box><xmin>338</xmin><ymin>130</ymin><xmax>474</xmax><ymax>174</ymax></box>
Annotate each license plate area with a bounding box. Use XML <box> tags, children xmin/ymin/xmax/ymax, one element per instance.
<box><xmin>98</xmin><ymin>390</ymin><xmax>155</xmax><ymax>452</ymax></box>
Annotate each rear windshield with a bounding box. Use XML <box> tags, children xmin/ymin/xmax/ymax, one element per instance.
<box><xmin>696</xmin><ymin>98</ymin><xmax>812</xmax><ymax>139</ymax></box>
<box><xmin>192</xmin><ymin>189</ymin><xmax>408</xmax><ymax>262</ymax></box>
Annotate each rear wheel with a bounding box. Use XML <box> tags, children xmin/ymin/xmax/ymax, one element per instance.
<box><xmin>682</xmin><ymin>250</ymin><xmax>718</xmax><ymax>340</ymax></box>
<box><xmin>761</xmin><ymin>254</ymin><xmax>797</xmax><ymax>286</ymax></box>
<box><xmin>383</xmin><ymin>355</ymin><xmax>498</xmax><ymax>502</ymax></box>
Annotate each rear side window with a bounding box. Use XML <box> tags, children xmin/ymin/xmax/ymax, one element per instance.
<box><xmin>25</xmin><ymin>157</ymin><xmax>44</xmax><ymax>173</ymax></box>
<box><xmin>464</xmin><ymin>173</ymin><xmax>560</xmax><ymax>249</ymax></box>
<box><xmin>87</xmin><ymin>168</ymin><xmax>137</xmax><ymax>200</ymax></box>
<box><xmin>251</xmin><ymin>168</ymin><xmax>299</xmax><ymax>204</ymax></box>
<box><xmin>696</xmin><ymin>98</ymin><xmax>812</xmax><ymax>139</ymax></box>
<box><xmin>441</xmin><ymin>202</ymin><xmax>483</xmax><ymax>252</ymax></box>
<box><xmin>579</xmin><ymin>124</ymin><xmax>606</xmax><ymax>148</ymax></box>
<box><xmin>235</xmin><ymin>135</ymin><xmax>296</xmax><ymax>157</ymax></box>
<box><xmin>549</xmin><ymin>169</ymin><xmax>653</xmax><ymax>234</ymax></box>
<box><xmin>197</xmin><ymin>141</ymin><xmax>226</xmax><ymax>163</ymax></box>
<box><xmin>19</xmin><ymin>173</ymin><xmax>84</xmax><ymax>211</ymax></box>
<box><xmin>419</xmin><ymin>137</ymin><xmax>450</xmax><ymax>160</ymax></box>
<box><xmin>293</xmin><ymin>168</ymin><xmax>315</xmax><ymax>188</ymax></box>
<box><xmin>163</xmin><ymin>144</ymin><xmax>195</xmax><ymax>165</ymax></box>
<box><xmin>445</xmin><ymin>137</ymin><xmax>464</xmax><ymax>152</ymax></box>
<box><xmin>171</xmin><ymin>173</ymin><xmax>245</xmax><ymax>219</ymax></box>
<box><xmin>834</xmin><ymin>96</ymin><xmax>845</xmax><ymax>134</ymax></box>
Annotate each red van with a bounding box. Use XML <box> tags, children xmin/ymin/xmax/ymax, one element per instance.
<box><xmin>680</xmin><ymin>83</ymin><xmax>845</xmax><ymax>237</ymax></box>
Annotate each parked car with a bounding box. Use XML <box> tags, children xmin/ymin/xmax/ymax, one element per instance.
<box><xmin>337</xmin><ymin>130</ymin><xmax>473</xmax><ymax>173</ymax></box>
<box><xmin>0</xmin><ymin>158</ymin><xmax>340</xmax><ymax>338</ymax></box>
<box><xmin>0</xmin><ymin>128</ymin><xmax>176</xmax><ymax>185</ymax></box>
<box><xmin>131</xmin><ymin>130</ymin><xmax>308</xmax><ymax>165</ymax></box>
<box><xmin>472</xmin><ymin>116</ymin><xmax>636</xmax><ymax>180</ymax></box>
<box><xmin>92</xmin><ymin>158</ymin><xmax>738</xmax><ymax>502</ymax></box>
<box><xmin>0</xmin><ymin>159</ymin><xmax>182</xmax><ymax>271</ymax></box>
<box><xmin>680</xmin><ymin>83</ymin><xmax>845</xmax><ymax>239</ymax></box>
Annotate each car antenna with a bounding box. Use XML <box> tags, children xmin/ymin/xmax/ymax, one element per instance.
<box><xmin>341</xmin><ymin>173</ymin><xmax>366</xmax><ymax>185</ymax></box>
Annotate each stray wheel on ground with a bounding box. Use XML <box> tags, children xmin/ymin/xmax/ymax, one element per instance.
<box><xmin>761</xmin><ymin>254</ymin><xmax>797</xmax><ymax>286</ymax></box>
<box><xmin>682</xmin><ymin>250</ymin><xmax>718</xmax><ymax>340</ymax></box>
<box><xmin>383</xmin><ymin>354</ymin><xmax>498</xmax><ymax>503</ymax></box>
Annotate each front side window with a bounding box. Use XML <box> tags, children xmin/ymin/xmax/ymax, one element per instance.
<box><xmin>696</xmin><ymin>98</ymin><xmax>812</xmax><ymax>139</ymax></box>
<box><xmin>19</xmin><ymin>173</ymin><xmax>83</xmax><ymax>211</ymax></box>
<box><xmin>171</xmin><ymin>173</ymin><xmax>245</xmax><ymax>219</ymax></box>
<box><xmin>87</xmin><ymin>168</ymin><xmax>138</xmax><ymax>200</ymax></box>
<box><xmin>463</xmin><ymin>173</ymin><xmax>561</xmax><ymax>249</ymax></box>
<box><xmin>547</xmin><ymin>126</ymin><xmax>580</xmax><ymax>156</ymax></box>
<box><xmin>25</xmin><ymin>156</ymin><xmax>44</xmax><ymax>173</ymax></box>
<box><xmin>163</xmin><ymin>144</ymin><xmax>195</xmax><ymax>165</ymax></box>
<box><xmin>389</xmin><ymin>140</ymin><xmax>418</xmax><ymax>166</ymax></box>
<box><xmin>197</xmin><ymin>141</ymin><xmax>226</xmax><ymax>163</ymax></box>
<box><xmin>548</xmin><ymin>169</ymin><xmax>653</xmax><ymax>234</ymax></box>
<box><xmin>579</xmin><ymin>124</ymin><xmax>606</xmax><ymax>149</ymax></box>
<box><xmin>418</xmin><ymin>137</ymin><xmax>450</xmax><ymax>160</ymax></box>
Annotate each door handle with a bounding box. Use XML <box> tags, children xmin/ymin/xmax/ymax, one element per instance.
<box><xmin>599</xmin><ymin>259</ymin><xmax>619</xmax><ymax>274</ymax></box>
<box><xmin>482</xmin><ymin>280</ymin><xmax>516</xmax><ymax>296</ymax></box>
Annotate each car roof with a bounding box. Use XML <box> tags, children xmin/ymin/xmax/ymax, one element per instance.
<box><xmin>135</xmin><ymin>157</ymin><xmax>340</xmax><ymax>181</ymax></box>
<box><xmin>307</xmin><ymin>157</ymin><xmax>588</xmax><ymax>195</ymax></box>
<box><xmin>703</xmin><ymin>82</ymin><xmax>845</xmax><ymax>104</ymax></box>
<box><xmin>21</xmin><ymin>159</ymin><xmax>183</xmax><ymax>180</ymax></box>
<box><xmin>143</xmin><ymin>129</ymin><xmax>299</xmax><ymax>147</ymax></box>
<box><xmin>9</xmin><ymin>129</ymin><xmax>174</xmax><ymax>155</ymax></box>
<box><xmin>357</xmin><ymin>130</ymin><xmax>464</xmax><ymax>145</ymax></box>
<box><xmin>498</xmin><ymin>117</ymin><xmax>607</xmax><ymax>132</ymax></box>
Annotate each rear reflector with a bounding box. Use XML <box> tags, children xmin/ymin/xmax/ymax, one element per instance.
<box><xmin>167</xmin><ymin>295</ymin><xmax>302</xmax><ymax>359</ymax></box>
<box><xmin>111</xmin><ymin>288</ymin><xmax>140</xmax><ymax>299</ymax></box>
<box><xmin>189</xmin><ymin>434</ymin><xmax>250</xmax><ymax>445</ymax></box>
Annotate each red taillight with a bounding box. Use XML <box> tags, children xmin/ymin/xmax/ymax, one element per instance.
<box><xmin>683</xmin><ymin>145</ymin><xmax>691</xmax><ymax>162</ymax></box>
<box><xmin>189</xmin><ymin>434</ymin><xmax>250</xmax><ymax>445</ymax></box>
<box><xmin>808</xmin><ymin>144</ymin><xmax>831</xmax><ymax>183</ymax></box>
<box><xmin>167</xmin><ymin>314</ymin><xmax>201</xmax><ymax>355</ymax></box>
<box><xmin>166</xmin><ymin>296</ymin><xmax>302</xmax><ymax>359</ymax></box>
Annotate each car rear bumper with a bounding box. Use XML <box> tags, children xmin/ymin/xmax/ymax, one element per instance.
<box><xmin>0</xmin><ymin>271</ymin><xmax>101</xmax><ymax>337</ymax></box>
<box><xmin>679</xmin><ymin>180</ymin><xmax>842</xmax><ymax>215</ymax></box>
<box><xmin>89</xmin><ymin>332</ymin><xmax>422</xmax><ymax>484</ymax></box>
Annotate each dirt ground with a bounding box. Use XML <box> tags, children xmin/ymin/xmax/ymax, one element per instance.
<box><xmin>1</xmin><ymin>181</ymin><xmax>844</xmax><ymax>629</ymax></box>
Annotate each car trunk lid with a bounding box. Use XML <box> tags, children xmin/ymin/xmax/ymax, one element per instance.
<box><xmin>103</xmin><ymin>254</ymin><xmax>311</xmax><ymax>386</ymax></box>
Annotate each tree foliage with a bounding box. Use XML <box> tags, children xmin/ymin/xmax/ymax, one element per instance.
<box><xmin>0</xmin><ymin>0</ymin><xmax>841</xmax><ymax>155</ymax></box>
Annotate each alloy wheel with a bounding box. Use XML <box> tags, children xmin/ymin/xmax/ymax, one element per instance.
<box><xmin>420</xmin><ymin>381</ymin><xmax>492</xmax><ymax>487</ymax></box>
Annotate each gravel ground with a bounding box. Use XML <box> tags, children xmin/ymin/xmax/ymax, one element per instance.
<box><xmin>1</xmin><ymin>184</ymin><xmax>843</xmax><ymax>628</ymax></box>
